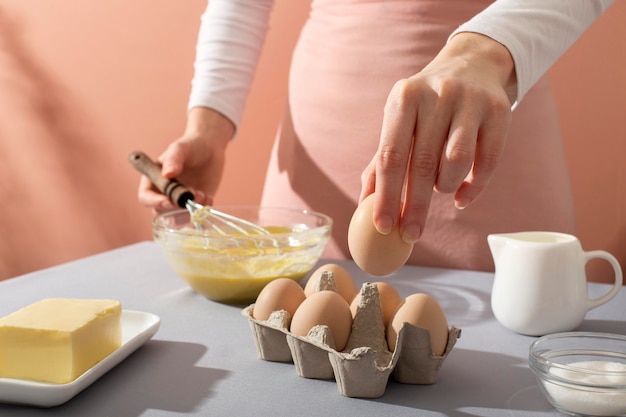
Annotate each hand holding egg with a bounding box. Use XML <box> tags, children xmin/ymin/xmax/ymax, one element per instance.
<box><xmin>348</xmin><ymin>193</ymin><xmax>413</xmax><ymax>276</ymax></box>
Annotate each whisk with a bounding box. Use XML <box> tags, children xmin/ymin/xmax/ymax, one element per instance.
<box><xmin>128</xmin><ymin>151</ymin><xmax>271</xmax><ymax>236</ymax></box>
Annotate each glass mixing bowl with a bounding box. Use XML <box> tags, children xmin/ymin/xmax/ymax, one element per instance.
<box><xmin>529</xmin><ymin>332</ymin><xmax>626</xmax><ymax>417</ymax></box>
<box><xmin>153</xmin><ymin>207</ymin><xmax>332</xmax><ymax>304</ymax></box>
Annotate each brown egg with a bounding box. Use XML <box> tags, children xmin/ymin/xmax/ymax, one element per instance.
<box><xmin>304</xmin><ymin>263</ymin><xmax>358</xmax><ymax>303</ymax></box>
<box><xmin>347</xmin><ymin>193</ymin><xmax>413</xmax><ymax>276</ymax></box>
<box><xmin>290</xmin><ymin>290</ymin><xmax>353</xmax><ymax>351</ymax></box>
<box><xmin>386</xmin><ymin>293</ymin><xmax>449</xmax><ymax>355</ymax></box>
<box><xmin>350</xmin><ymin>281</ymin><xmax>402</xmax><ymax>327</ymax></box>
<box><xmin>252</xmin><ymin>278</ymin><xmax>306</xmax><ymax>321</ymax></box>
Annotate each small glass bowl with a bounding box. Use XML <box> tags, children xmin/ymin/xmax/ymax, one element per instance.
<box><xmin>153</xmin><ymin>207</ymin><xmax>332</xmax><ymax>304</ymax></box>
<box><xmin>529</xmin><ymin>332</ymin><xmax>626</xmax><ymax>417</ymax></box>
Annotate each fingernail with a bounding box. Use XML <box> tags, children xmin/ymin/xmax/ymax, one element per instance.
<box><xmin>455</xmin><ymin>197</ymin><xmax>471</xmax><ymax>210</ymax></box>
<box><xmin>161</xmin><ymin>163</ymin><xmax>174</xmax><ymax>177</ymax></box>
<box><xmin>401</xmin><ymin>225</ymin><xmax>421</xmax><ymax>244</ymax></box>
<box><xmin>376</xmin><ymin>215</ymin><xmax>393</xmax><ymax>235</ymax></box>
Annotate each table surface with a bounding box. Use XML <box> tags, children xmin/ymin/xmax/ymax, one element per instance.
<box><xmin>0</xmin><ymin>242</ymin><xmax>623</xmax><ymax>417</ymax></box>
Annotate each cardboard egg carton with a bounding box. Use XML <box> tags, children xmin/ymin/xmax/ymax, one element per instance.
<box><xmin>242</xmin><ymin>275</ymin><xmax>461</xmax><ymax>398</ymax></box>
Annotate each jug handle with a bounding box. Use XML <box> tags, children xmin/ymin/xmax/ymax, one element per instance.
<box><xmin>585</xmin><ymin>250</ymin><xmax>623</xmax><ymax>310</ymax></box>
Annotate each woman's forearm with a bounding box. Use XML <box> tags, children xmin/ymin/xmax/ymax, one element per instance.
<box><xmin>450</xmin><ymin>0</ymin><xmax>614</xmax><ymax>106</ymax></box>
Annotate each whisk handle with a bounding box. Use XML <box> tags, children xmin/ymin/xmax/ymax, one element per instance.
<box><xmin>128</xmin><ymin>151</ymin><xmax>194</xmax><ymax>208</ymax></box>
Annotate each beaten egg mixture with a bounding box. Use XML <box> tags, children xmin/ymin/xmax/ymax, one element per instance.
<box><xmin>161</xmin><ymin>226</ymin><xmax>320</xmax><ymax>303</ymax></box>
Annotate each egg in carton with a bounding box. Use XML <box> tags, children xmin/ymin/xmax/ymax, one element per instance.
<box><xmin>243</xmin><ymin>306</ymin><xmax>293</xmax><ymax>363</ymax></box>
<box><xmin>242</xmin><ymin>271</ymin><xmax>339</xmax><ymax>364</ymax></box>
<box><xmin>243</xmin><ymin>272</ymin><xmax>461</xmax><ymax>398</ymax></box>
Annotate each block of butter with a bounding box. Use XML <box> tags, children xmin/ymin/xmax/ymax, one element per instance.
<box><xmin>0</xmin><ymin>298</ymin><xmax>122</xmax><ymax>384</ymax></box>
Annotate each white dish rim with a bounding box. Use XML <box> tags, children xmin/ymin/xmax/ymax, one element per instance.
<box><xmin>0</xmin><ymin>309</ymin><xmax>161</xmax><ymax>407</ymax></box>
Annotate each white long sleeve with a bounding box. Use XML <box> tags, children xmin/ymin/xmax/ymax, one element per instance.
<box><xmin>188</xmin><ymin>0</ymin><xmax>614</xmax><ymax>128</ymax></box>
<box><xmin>450</xmin><ymin>0</ymin><xmax>614</xmax><ymax>106</ymax></box>
<box><xmin>187</xmin><ymin>0</ymin><xmax>275</xmax><ymax>127</ymax></box>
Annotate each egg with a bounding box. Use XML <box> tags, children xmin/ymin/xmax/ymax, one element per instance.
<box><xmin>252</xmin><ymin>278</ymin><xmax>307</xmax><ymax>321</ymax></box>
<box><xmin>304</xmin><ymin>263</ymin><xmax>358</xmax><ymax>303</ymax></box>
<box><xmin>347</xmin><ymin>193</ymin><xmax>413</xmax><ymax>276</ymax></box>
<box><xmin>350</xmin><ymin>281</ymin><xmax>402</xmax><ymax>327</ymax></box>
<box><xmin>386</xmin><ymin>293</ymin><xmax>449</xmax><ymax>355</ymax></box>
<box><xmin>290</xmin><ymin>290</ymin><xmax>353</xmax><ymax>351</ymax></box>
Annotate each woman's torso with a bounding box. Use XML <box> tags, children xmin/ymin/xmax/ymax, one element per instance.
<box><xmin>261</xmin><ymin>0</ymin><xmax>575</xmax><ymax>271</ymax></box>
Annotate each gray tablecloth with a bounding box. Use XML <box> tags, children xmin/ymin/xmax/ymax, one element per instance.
<box><xmin>0</xmin><ymin>242</ymin><xmax>623</xmax><ymax>416</ymax></box>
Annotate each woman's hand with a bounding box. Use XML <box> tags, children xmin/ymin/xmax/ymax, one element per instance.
<box><xmin>137</xmin><ymin>107</ymin><xmax>235</xmax><ymax>214</ymax></box>
<box><xmin>360</xmin><ymin>32</ymin><xmax>517</xmax><ymax>243</ymax></box>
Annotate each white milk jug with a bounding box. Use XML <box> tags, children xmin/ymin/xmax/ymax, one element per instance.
<box><xmin>488</xmin><ymin>231</ymin><xmax>622</xmax><ymax>336</ymax></box>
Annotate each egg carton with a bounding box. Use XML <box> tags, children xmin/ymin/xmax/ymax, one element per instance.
<box><xmin>242</xmin><ymin>279</ymin><xmax>461</xmax><ymax>398</ymax></box>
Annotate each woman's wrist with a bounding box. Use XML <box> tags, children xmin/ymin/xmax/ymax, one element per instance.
<box><xmin>185</xmin><ymin>106</ymin><xmax>236</xmax><ymax>139</ymax></box>
<box><xmin>444</xmin><ymin>32</ymin><xmax>517</xmax><ymax>104</ymax></box>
